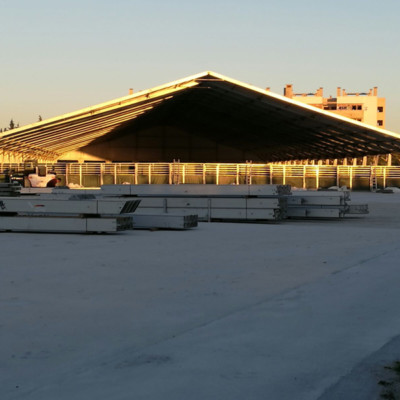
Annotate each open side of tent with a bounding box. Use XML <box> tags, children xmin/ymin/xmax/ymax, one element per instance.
<box><xmin>2</xmin><ymin>71</ymin><xmax>400</xmax><ymax>162</ymax></box>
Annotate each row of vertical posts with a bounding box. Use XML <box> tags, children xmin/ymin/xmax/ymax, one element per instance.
<box><xmin>32</xmin><ymin>163</ymin><xmax>400</xmax><ymax>189</ymax></box>
<box><xmin>45</xmin><ymin>163</ymin><xmax>400</xmax><ymax>189</ymax></box>
<box><xmin>1</xmin><ymin>162</ymin><xmax>399</xmax><ymax>189</ymax></box>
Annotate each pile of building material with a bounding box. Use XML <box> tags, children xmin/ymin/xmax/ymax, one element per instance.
<box><xmin>0</xmin><ymin>195</ymin><xmax>140</xmax><ymax>233</ymax></box>
<box><xmin>286</xmin><ymin>190</ymin><xmax>369</xmax><ymax>219</ymax></box>
<box><xmin>9</xmin><ymin>184</ymin><xmax>367</xmax><ymax>232</ymax></box>
<box><xmin>0</xmin><ymin>182</ymin><xmax>21</xmax><ymax>197</ymax></box>
<box><xmin>100</xmin><ymin>184</ymin><xmax>368</xmax><ymax>221</ymax></box>
<box><xmin>101</xmin><ymin>184</ymin><xmax>290</xmax><ymax>222</ymax></box>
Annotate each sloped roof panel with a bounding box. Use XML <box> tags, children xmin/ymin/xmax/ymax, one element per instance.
<box><xmin>1</xmin><ymin>71</ymin><xmax>400</xmax><ymax>161</ymax></box>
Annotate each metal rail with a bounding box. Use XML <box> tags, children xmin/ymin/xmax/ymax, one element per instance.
<box><xmin>1</xmin><ymin>162</ymin><xmax>400</xmax><ymax>189</ymax></box>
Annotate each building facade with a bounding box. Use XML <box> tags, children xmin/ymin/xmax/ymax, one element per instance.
<box><xmin>284</xmin><ymin>84</ymin><xmax>385</xmax><ymax>128</ymax></box>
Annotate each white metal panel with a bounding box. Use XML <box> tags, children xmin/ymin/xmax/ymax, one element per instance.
<box><xmin>0</xmin><ymin>198</ymin><xmax>97</xmax><ymax>214</ymax></box>
<box><xmin>211</xmin><ymin>198</ymin><xmax>247</xmax><ymax>208</ymax></box>
<box><xmin>135</xmin><ymin>198</ymin><xmax>167</xmax><ymax>207</ymax></box>
<box><xmin>246</xmin><ymin>209</ymin><xmax>278</xmax><ymax>219</ymax></box>
<box><xmin>290</xmin><ymin>196</ymin><xmax>344</xmax><ymax>206</ymax></box>
<box><xmin>285</xmin><ymin>196</ymin><xmax>302</xmax><ymax>205</ymax></box>
<box><xmin>138</xmin><ymin>207</ymin><xmax>209</xmax><ymax>219</ymax></box>
<box><xmin>246</xmin><ymin>198</ymin><xmax>280</xmax><ymax>209</ymax></box>
<box><xmin>210</xmin><ymin>208</ymin><xmax>247</xmax><ymax>219</ymax></box>
<box><xmin>163</xmin><ymin>198</ymin><xmax>210</xmax><ymax>208</ymax></box>
<box><xmin>102</xmin><ymin>184</ymin><xmax>290</xmax><ymax>197</ymax></box>
<box><xmin>97</xmin><ymin>200</ymin><xmax>137</xmax><ymax>214</ymax></box>
<box><xmin>101</xmin><ymin>185</ymin><xmax>132</xmax><ymax>195</ymax></box>
<box><xmin>0</xmin><ymin>197</ymin><xmax>139</xmax><ymax>215</ymax></box>
<box><xmin>128</xmin><ymin>184</ymin><xmax>251</xmax><ymax>196</ymax></box>
<box><xmin>287</xmin><ymin>208</ymin><xmax>341</xmax><ymax>218</ymax></box>
<box><xmin>0</xmin><ymin>216</ymin><xmax>133</xmax><ymax>233</ymax></box>
<box><xmin>0</xmin><ymin>216</ymin><xmax>86</xmax><ymax>232</ymax></box>
<box><xmin>137</xmin><ymin>197</ymin><xmax>209</xmax><ymax>208</ymax></box>
<box><xmin>306</xmin><ymin>209</ymin><xmax>341</xmax><ymax>218</ymax></box>
<box><xmin>170</xmin><ymin>208</ymin><xmax>209</xmax><ymax>219</ymax></box>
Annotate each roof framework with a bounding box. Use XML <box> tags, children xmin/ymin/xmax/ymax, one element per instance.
<box><xmin>2</xmin><ymin>71</ymin><xmax>400</xmax><ymax>162</ymax></box>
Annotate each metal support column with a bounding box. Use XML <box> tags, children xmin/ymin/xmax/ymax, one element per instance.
<box><xmin>362</xmin><ymin>156</ymin><xmax>367</xmax><ymax>166</ymax></box>
<box><xmin>383</xmin><ymin>167</ymin><xmax>387</xmax><ymax>189</ymax></box>
<box><xmin>148</xmin><ymin>164</ymin><xmax>152</xmax><ymax>184</ymax></box>
<box><xmin>283</xmin><ymin>165</ymin><xmax>286</xmax><ymax>185</ymax></box>
<box><xmin>370</xmin><ymin>167</ymin><xmax>377</xmax><ymax>192</ymax></box>
<box><xmin>336</xmin><ymin>167</ymin><xmax>340</xmax><ymax>187</ymax></box>
<box><xmin>270</xmin><ymin>165</ymin><xmax>273</xmax><ymax>185</ymax></box>
<box><xmin>100</xmin><ymin>163</ymin><xmax>104</xmax><ymax>186</ymax></box>
<box><xmin>350</xmin><ymin>167</ymin><xmax>353</xmax><ymax>190</ymax></box>
<box><xmin>65</xmin><ymin>163</ymin><xmax>69</xmax><ymax>185</ymax></box>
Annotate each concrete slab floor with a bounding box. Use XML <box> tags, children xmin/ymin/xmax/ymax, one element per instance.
<box><xmin>1</xmin><ymin>192</ymin><xmax>400</xmax><ymax>399</ymax></box>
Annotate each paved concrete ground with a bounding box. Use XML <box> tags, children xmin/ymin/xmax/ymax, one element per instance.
<box><xmin>1</xmin><ymin>192</ymin><xmax>400</xmax><ymax>399</ymax></box>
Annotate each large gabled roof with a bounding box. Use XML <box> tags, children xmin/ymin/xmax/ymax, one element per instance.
<box><xmin>2</xmin><ymin>71</ymin><xmax>400</xmax><ymax>161</ymax></box>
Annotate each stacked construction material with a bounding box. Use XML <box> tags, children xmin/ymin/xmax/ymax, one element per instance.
<box><xmin>14</xmin><ymin>185</ymin><xmax>367</xmax><ymax>228</ymax></box>
<box><xmin>101</xmin><ymin>184</ymin><xmax>290</xmax><ymax>221</ymax></box>
<box><xmin>101</xmin><ymin>183</ymin><xmax>292</xmax><ymax>197</ymax></box>
<box><xmin>0</xmin><ymin>182</ymin><xmax>21</xmax><ymax>197</ymax></box>
<box><xmin>101</xmin><ymin>184</ymin><xmax>368</xmax><ymax>221</ymax></box>
<box><xmin>286</xmin><ymin>190</ymin><xmax>368</xmax><ymax>218</ymax></box>
<box><xmin>0</xmin><ymin>196</ymin><xmax>140</xmax><ymax>233</ymax></box>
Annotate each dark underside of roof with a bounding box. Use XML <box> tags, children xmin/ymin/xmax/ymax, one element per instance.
<box><xmin>3</xmin><ymin>74</ymin><xmax>400</xmax><ymax>162</ymax></box>
<box><xmin>81</xmin><ymin>78</ymin><xmax>400</xmax><ymax>162</ymax></box>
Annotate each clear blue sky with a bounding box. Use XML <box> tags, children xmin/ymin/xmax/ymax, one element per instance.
<box><xmin>1</xmin><ymin>0</ymin><xmax>400</xmax><ymax>131</ymax></box>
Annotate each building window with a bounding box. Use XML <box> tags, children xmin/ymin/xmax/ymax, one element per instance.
<box><xmin>352</xmin><ymin>105</ymin><xmax>362</xmax><ymax>110</ymax></box>
<box><xmin>377</xmin><ymin>120</ymin><xmax>383</xmax><ymax>126</ymax></box>
<box><xmin>338</xmin><ymin>106</ymin><xmax>347</xmax><ymax>110</ymax></box>
<box><xmin>378</xmin><ymin>106</ymin><xmax>384</xmax><ymax>112</ymax></box>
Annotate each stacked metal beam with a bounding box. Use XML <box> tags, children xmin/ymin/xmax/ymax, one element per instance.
<box><xmin>0</xmin><ymin>196</ymin><xmax>140</xmax><ymax>233</ymax></box>
<box><xmin>7</xmin><ymin>185</ymin><xmax>367</xmax><ymax>232</ymax></box>
<box><xmin>101</xmin><ymin>184</ymin><xmax>292</xmax><ymax>197</ymax></box>
<box><xmin>101</xmin><ymin>184</ymin><xmax>290</xmax><ymax>222</ymax></box>
<box><xmin>0</xmin><ymin>215</ymin><xmax>134</xmax><ymax>233</ymax></box>
<box><xmin>286</xmin><ymin>190</ymin><xmax>368</xmax><ymax>218</ymax></box>
<box><xmin>0</xmin><ymin>192</ymin><xmax>199</xmax><ymax>232</ymax></box>
<box><xmin>101</xmin><ymin>184</ymin><xmax>368</xmax><ymax>221</ymax></box>
<box><xmin>134</xmin><ymin>196</ymin><xmax>284</xmax><ymax>221</ymax></box>
<box><xmin>0</xmin><ymin>182</ymin><xmax>21</xmax><ymax>197</ymax></box>
<box><xmin>0</xmin><ymin>197</ymin><xmax>140</xmax><ymax>215</ymax></box>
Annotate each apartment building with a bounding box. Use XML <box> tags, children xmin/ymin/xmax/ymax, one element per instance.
<box><xmin>284</xmin><ymin>84</ymin><xmax>385</xmax><ymax>128</ymax></box>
